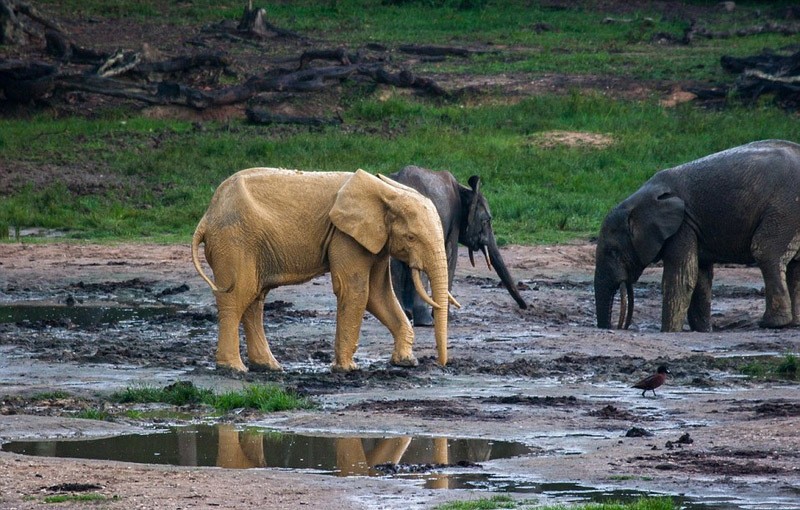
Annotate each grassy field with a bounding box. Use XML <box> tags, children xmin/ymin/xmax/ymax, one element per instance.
<box><xmin>1</xmin><ymin>1</ymin><xmax>799</xmax><ymax>244</ymax></box>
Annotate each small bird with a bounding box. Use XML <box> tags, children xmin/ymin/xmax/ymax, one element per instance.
<box><xmin>632</xmin><ymin>365</ymin><xmax>670</xmax><ymax>397</ymax></box>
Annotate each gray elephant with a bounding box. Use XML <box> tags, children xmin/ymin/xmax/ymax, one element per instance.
<box><xmin>388</xmin><ymin>166</ymin><xmax>527</xmax><ymax>326</ymax></box>
<box><xmin>595</xmin><ymin>139</ymin><xmax>800</xmax><ymax>332</ymax></box>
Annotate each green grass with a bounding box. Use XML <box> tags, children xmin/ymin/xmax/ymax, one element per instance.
<box><xmin>110</xmin><ymin>381</ymin><xmax>314</xmax><ymax>412</ymax></box>
<box><xmin>3</xmin><ymin>2</ymin><xmax>800</xmax><ymax>245</ymax></box>
<box><xmin>43</xmin><ymin>493</ymin><xmax>115</xmax><ymax>504</ymax></box>
<box><xmin>1</xmin><ymin>95</ymin><xmax>797</xmax><ymax>244</ymax></box>
<box><xmin>35</xmin><ymin>1</ymin><xmax>799</xmax><ymax>81</ymax></box>
<box><xmin>433</xmin><ymin>496</ymin><xmax>674</xmax><ymax>510</ymax></box>
<box><xmin>740</xmin><ymin>353</ymin><xmax>799</xmax><ymax>381</ymax></box>
<box><xmin>72</xmin><ymin>408</ymin><xmax>111</xmax><ymax>421</ymax></box>
<box><xmin>30</xmin><ymin>391</ymin><xmax>72</xmax><ymax>401</ymax></box>
<box><xmin>112</xmin><ymin>381</ymin><xmax>215</xmax><ymax>406</ymax></box>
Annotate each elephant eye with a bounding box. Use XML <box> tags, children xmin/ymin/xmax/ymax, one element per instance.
<box><xmin>406</xmin><ymin>234</ymin><xmax>416</xmax><ymax>242</ymax></box>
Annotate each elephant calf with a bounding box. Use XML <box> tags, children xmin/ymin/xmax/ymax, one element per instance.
<box><xmin>595</xmin><ymin>139</ymin><xmax>800</xmax><ymax>332</ymax></box>
<box><xmin>387</xmin><ymin>166</ymin><xmax>527</xmax><ymax>326</ymax></box>
<box><xmin>192</xmin><ymin>168</ymin><xmax>455</xmax><ymax>373</ymax></box>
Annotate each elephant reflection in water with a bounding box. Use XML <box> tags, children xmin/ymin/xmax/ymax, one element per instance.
<box><xmin>213</xmin><ymin>426</ymin><xmax>491</xmax><ymax>488</ymax></box>
<box><xmin>216</xmin><ymin>425</ymin><xmax>266</xmax><ymax>469</ymax></box>
<box><xmin>214</xmin><ymin>426</ymin><xmax>423</xmax><ymax>472</ymax></box>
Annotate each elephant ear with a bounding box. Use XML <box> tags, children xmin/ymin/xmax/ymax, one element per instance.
<box><xmin>330</xmin><ymin>169</ymin><xmax>393</xmax><ymax>255</ymax></box>
<box><xmin>628</xmin><ymin>185</ymin><xmax>685</xmax><ymax>265</ymax></box>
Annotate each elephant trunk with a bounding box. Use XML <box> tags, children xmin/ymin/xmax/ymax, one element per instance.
<box><xmin>595</xmin><ymin>278</ymin><xmax>634</xmax><ymax>330</ymax></box>
<box><xmin>595</xmin><ymin>275</ymin><xmax>614</xmax><ymax>329</ymax></box>
<box><xmin>486</xmin><ymin>236</ymin><xmax>527</xmax><ymax>309</ymax></box>
<box><xmin>431</xmin><ymin>269</ymin><xmax>449</xmax><ymax>366</ymax></box>
<box><xmin>411</xmin><ymin>245</ymin><xmax>449</xmax><ymax>366</ymax></box>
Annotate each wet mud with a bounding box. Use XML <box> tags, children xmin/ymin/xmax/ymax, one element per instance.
<box><xmin>0</xmin><ymin>242</ymin><xmax>798</xmax><ymax>509</ymax></box>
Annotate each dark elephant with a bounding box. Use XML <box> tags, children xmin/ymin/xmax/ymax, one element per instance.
<box><xmin>595</xmin><ymin>139</ymin><xmax>800</xmax><ymax>332</ymax></box>
<box><xmin>388</xmin><ymin>166</ymin><xmax>527</xmax><ymax>326</ymax></box>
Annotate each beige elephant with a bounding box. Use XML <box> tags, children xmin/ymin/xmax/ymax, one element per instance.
<box><xmin>192</xmin><ymin>168</ymin><xmax>457</xmax><ymax>373</ymax></box>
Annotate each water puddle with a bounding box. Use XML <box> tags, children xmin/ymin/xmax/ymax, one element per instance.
<box><xmin>2</xmin><ymin>424</ymin><xmax>529</xmax><ymax>476</ymax></box>
<box><xmin>0</xmin><ymin>303</ymin><xmax>178</xmax><ymax>327</ymax></box>
<box><xmin>3</xmin><ymin>426</ymin><xmax>792</xmax><ymax>508</ymax></box>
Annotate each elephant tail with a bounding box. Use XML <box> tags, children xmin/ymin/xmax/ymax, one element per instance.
<box><xmin>192</xmin><ymin>219</ymin><xmax>233</xmax><ymax>294</ymax></box>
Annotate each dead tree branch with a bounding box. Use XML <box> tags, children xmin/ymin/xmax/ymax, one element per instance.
<box><xmin>398</xmin><ymin>44</ymin><xmax>474</xmax><ymax>58</ymax></box>
<box><xmin>1</xmin><ymin>0</ymin><xmax>64</xmax><ymax>45</ymax></box>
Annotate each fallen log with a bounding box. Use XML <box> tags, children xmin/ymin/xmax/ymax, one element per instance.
<box><xmin>50</xmin><ymin>62</ymin><xmax>449</xmax><ymax>109</ymax></box>
<box><xmin>133</xmin><ymin>52</ymin><xmax>229</xmax><ymax>77</ymax></box>
<box><xmin>45</xmin><ymin>29</ymin><xmax>109</xmax><ymax>64</ymax></box>
<box><xmin>298</xmin><ymin>48</ymin><xmax>361</xmax><ymax>69</ymax></box>
<box><xmin>398</xmin><ymin>44</ymin><xmax>485</xmax><ymax>58</ymax></box>
<box><xmin>1</xmin><ymin>0</ymin><xmax>64</xmax><ymax>45</ymax></box>
<box><xmin>0</xmin><ymin>59</ymin><xmax>58</xmax><ymax>102</ymax></box>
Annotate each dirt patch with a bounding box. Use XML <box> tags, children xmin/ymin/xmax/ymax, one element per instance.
<box><xmin>1</xmin><ymin>241</ymin><xmax>799</xmax><ymax>509</ymax></box>
<box><xmin>528</xmin><ymin>130</ymin><xmax>615</xmax><ymax>149</ymax></box>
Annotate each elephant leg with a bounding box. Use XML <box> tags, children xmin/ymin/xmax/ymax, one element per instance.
<box><xmin>788</xmin><ymin>260</ymin><xmax>800</xmax><ymax>325</ymax></box>
<box><xmin>242</xmin><ymin>290</ymin><xmax>282</xmax><ymax>371</ymax></box>
<box><xmin>215</xmin><ymin>296</ymin><xmax>249</xmax><ymax>373</ymax></box>
<box><xmin>752</xmin><ymin>222</ymin><xmax>797</xmax><ymax>328</ymax></box>
<box><xmin>660</xmin><ymin>226</ymin><xmax>698</xmax><ymax>332</ymax></box>
<box><xmin>329</xmin><ymin>236</ymin><xmax>371</xmax><ymax>372</ymax></box>
<box><xmin>688</xmin><ymin>263</ymin><xmax>713</xmax><ymax>332</ymax></box>
<box><xmin>367</xmin><ymin>260</ymin><xmax>417</xmax><ymax>367</ymax></box>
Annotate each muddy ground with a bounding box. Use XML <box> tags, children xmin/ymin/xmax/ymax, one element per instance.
<box><xmin>2</xmin><ymin>2</ymin><xmax>800</xmax><ymax>508</ymax></box>
<box><xmin>0</xmin><ymin>242</ymin><xmax>798</xmax><ymax>509</ymax></box>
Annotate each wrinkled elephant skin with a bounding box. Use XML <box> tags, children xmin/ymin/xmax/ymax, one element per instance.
<box><xmin>192</xmin><ymin>168</ymin><xmax>451</xmax><ymax>372</ymax></box>
<box><xmin>595</xmin><ymin>139</ymin><xmax>800</xmax><ymax>332</ymax></box>
<box><xmin>388</xmin><ymin>166</ymin><xmax>527</xmax><ymax>327</ymax></box>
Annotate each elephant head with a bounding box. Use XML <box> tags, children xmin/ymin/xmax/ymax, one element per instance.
<box><xmin>460</xmin><ymin>175</ymin><xmax>527</xmax><ymax>309</ymax></box>
<box><xmin>330</xmin><ymin>170</ymin><xmax>453</xmax><ymax>365</ymax></box>
<box><xmin>594</xmin><ymin>181</ymin><xmax>685</xmax><ymax>329</ymax></box>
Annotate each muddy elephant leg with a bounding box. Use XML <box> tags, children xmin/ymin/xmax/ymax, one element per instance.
<box><xmin>242</xmin><ymin>290</ymin><xmax>282</xmax><ymax>371</ymax></box>
<box><xmin>367</xmin><ymin>259</ymin><xmax>417</xmax><ymax>367</ymax></box>
<box><xmin>660</xmin><ymin>226</ymin><xmax>698</xmax><ymax>332</ymax></box>
<box><xmin>329</xmin><ymin>236</ymin><xmax>371</xmax><ymax>372</ymax></box>
<box><xmin>788</xmin><ymin>260</ymin><xmax>800</xmax><ymax>325</ymax></box>
<box><xmin>215</xmin><ymin>296</ymin><xmax>249</xmax><ymax>372</ymax></box>
<box><xmin>688</xmin><ymin>262</ymin><xmax>713</xmax><ymax>332</ymax></box>
<box><xmin>752</xmin><ymin>220</ymin><xmax>796</xmax><ymax>328</ymax></box>
<box><xmin>757</xmin><ymin>262</ymin><xmax>793</xmax><ymax>328</ymax></box>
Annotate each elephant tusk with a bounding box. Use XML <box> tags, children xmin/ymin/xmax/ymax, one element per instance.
<box><xmin>624</xmin><ymin>281</ymin><xmax>634</xmax><ymax>330</ymax></box>
<box><xmin>468</xmin><ymin>249</ymin><xmax>476</xmax><ymax>268</ymax></box>
<box><xmin>481</xmin><ymin>245</ymin><xmax>492</xmax><ymax>270</ymax></box>
<box><xmin>617</xmin><ymin>282</ymin><xmax>627</xmax><ymax>330</ymax></box>
<box><xmin>412</xmin><ymin>268</ymin><xmax>441</xmax><ymax>310</ymax></box>
<box><xmin>448</xmin><ymin>292</ymin><xmax>461</xmax><ymax>309</ymax></box>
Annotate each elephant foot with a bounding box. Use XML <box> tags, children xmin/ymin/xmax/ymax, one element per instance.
<box><xmin>758</xmin><ymin>315</ymin><xmax>793</xmax><ymax>329</ymax></box>
<box><xmin>249</xmin><ymin>362</ymin><xmax>283</xmax><ymax>373</ymax></box>
<box><xmin>390</xmin><ymin>353</ymin><xmax>419</xmax><ymax>368</ymax></box>
<box><xmin>216</xmin><ymin>353</ymin><xmax>248</xmax><ymax>373</ymax></box>
<box><xmin>688</xmin><ymin>320</ymin><xmax>712</xmax><ymax>332</ymax></box>
<box><xmin>331</xmin><ymin>360</ymin><xmax>359</xmax><ymax>372</ymax></box>
<box><xmin>215</xmin><ymin>363</ymin><xmax>248</xmax><ymax>377</ymax></box>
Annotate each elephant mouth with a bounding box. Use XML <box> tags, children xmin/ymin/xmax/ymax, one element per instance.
<box><xmin>615</xmin><ymin>281</ymin><xmax>634</xmax><ymax>330</ymax></box>
<box><xmin>411</xmin><ymin>268</ymin><xmax>461</xmax><ymax>310</ymax></box>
